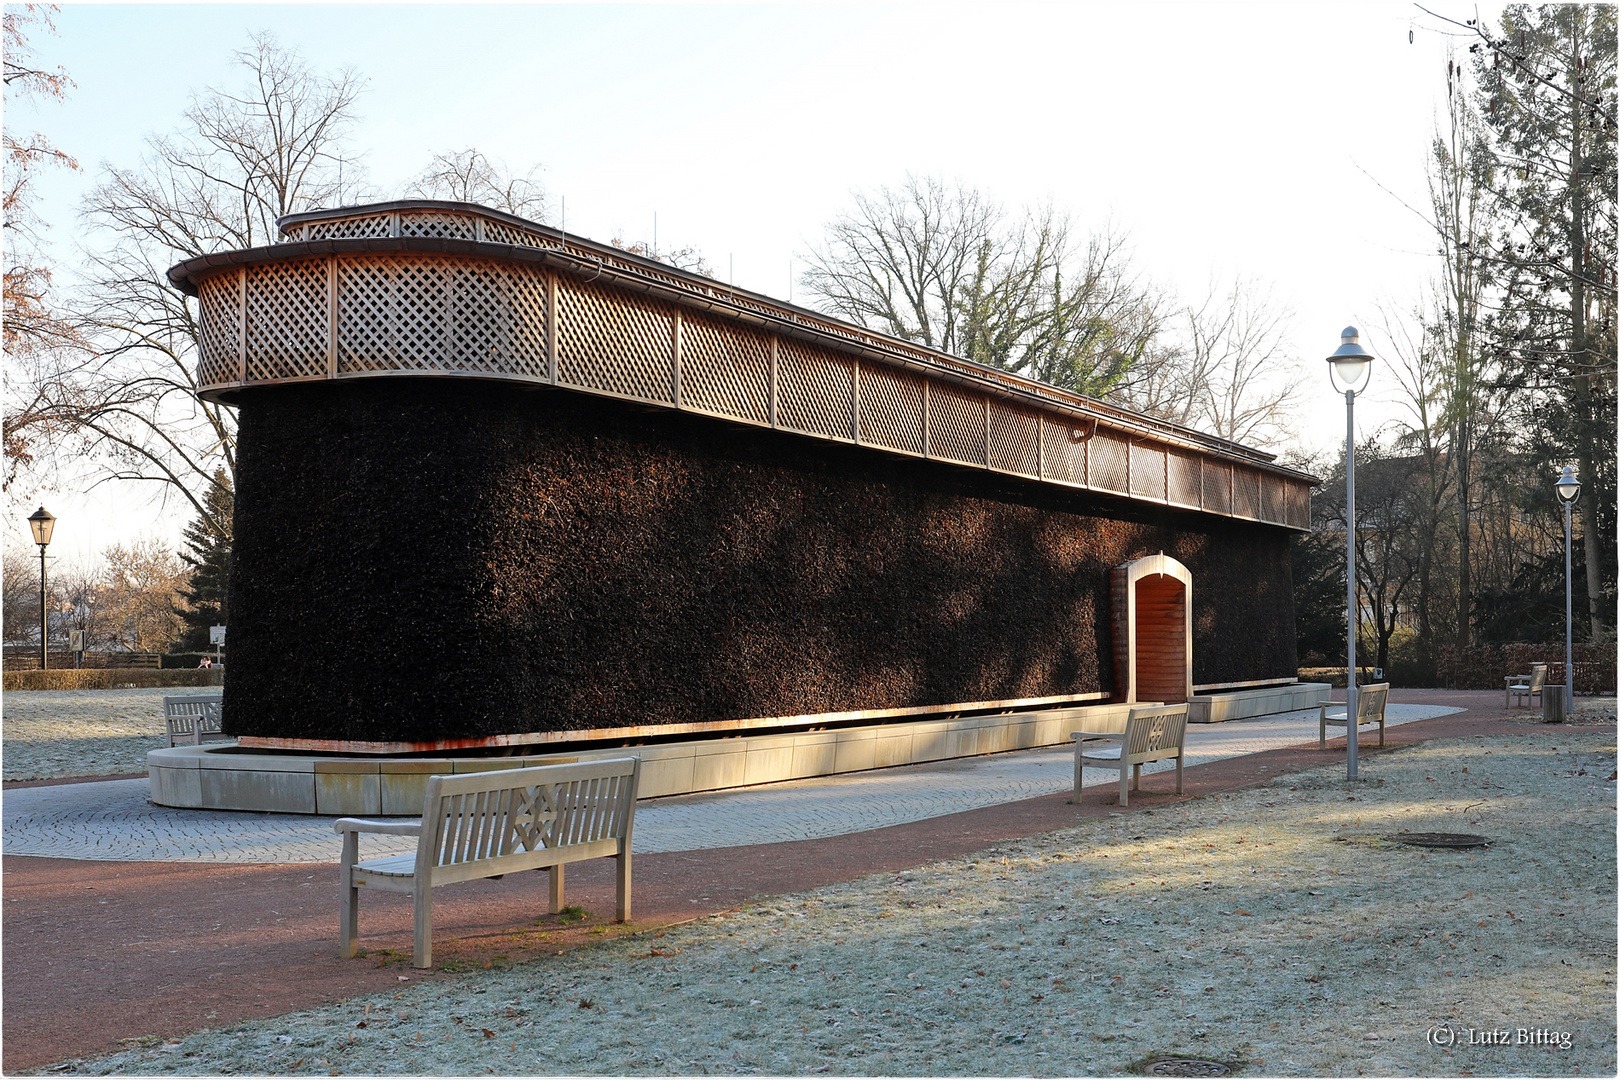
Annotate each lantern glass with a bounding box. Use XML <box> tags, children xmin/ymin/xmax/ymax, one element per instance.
<box><xmin>1555</xmin><ymin>467</ymin><xmax>1581</xmax><ymax>504</ymax></box>
<box><xmin>27</xmin><ymin>507</ymin><xmax>55</xmax><ymax>547</ymax></box>
<box><xmin>1325</xmin><ymin>327</ymin><xmax>1374</xmax><ymax>392</ymax></box>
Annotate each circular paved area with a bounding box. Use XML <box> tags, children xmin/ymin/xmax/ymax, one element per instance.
<box><xmin>2</xmin><ymin>704</ymin><xmax>1458</xmax><ymax>863</ymax></box>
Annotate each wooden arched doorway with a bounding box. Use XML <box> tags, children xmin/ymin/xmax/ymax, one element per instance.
<box><xmin>1110</xmin><ymin>554</ymin><xmax>1192</xmax><ymax>705</ymax></box>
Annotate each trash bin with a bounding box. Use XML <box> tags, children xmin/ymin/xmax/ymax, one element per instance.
<box><xmin>1543</xmin><ymin>686</ymin><xmax>1567</xmax><ymax>723</ymax></box>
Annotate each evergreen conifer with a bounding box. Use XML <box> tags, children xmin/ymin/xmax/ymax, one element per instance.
<box><xmin>173</xmin><ymin>471</ymin><xmax>233</xmax><ymax>653</ymax></box>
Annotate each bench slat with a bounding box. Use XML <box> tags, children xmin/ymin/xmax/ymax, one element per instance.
<box><xmin>342</xmin><ymin>757</ymin><xmax>641</xmax><ymax>971</ymax></box>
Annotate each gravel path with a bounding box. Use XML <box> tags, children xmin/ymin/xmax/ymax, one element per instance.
<box><xmin>4</xmin><ymin>704</ymin><xmax>1463</xmax><ymax>862</ymax></box>
<box><xmin>48</xmin><ymin>728</ymin><xmax>1617</xmax><ymax>1077</ymax></box>
<box><xmin>2</xmin><ymin>689</ymin><xmax>218</xmax><ymax>781</ymax></box>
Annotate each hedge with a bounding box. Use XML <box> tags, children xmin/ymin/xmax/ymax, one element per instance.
<box><xmin>2</xmin><ymin>668</ymin><xmax>225</xmax><ymax>691</ymax></box>
<box><xmin>1436</xmin><ymin>643</ymin><xmax>1616</xmax><ymax>694</ymax></box>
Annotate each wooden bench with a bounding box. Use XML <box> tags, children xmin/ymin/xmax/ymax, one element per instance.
<box><xmin>1071</xmin><ymin>703</ymin><xmax>1189</xmax><ymax>806</ymax></box>
<box><xmin>1318</xmin><ymin>682</ymin><xmax>1390</xmax><ymax>749</ymax></box>
<box><xmin>1505</xmin><ymin>663</ymin><xmax>1547</xmax><ymax>708</ymax></box>
<box><xmin>163</xmin><ymin>695</ymin><xmax>228</xmax><ymax>747</ymax></box>
<box><xmin>336</xmin><ymin>757</ymin><xmax>640</xmax><ymax>969</ymax></box>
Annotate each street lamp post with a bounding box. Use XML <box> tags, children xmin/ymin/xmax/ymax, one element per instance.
<box><xmin>1327</xmin><ymin>328</ymin><xmax>1373</xmax><ymax>780</ymax></box>
<box><xmin>27</xmin><ymin>507</ymin><xmax>56</xmax><ymax>671</ymax></box>
<box><xmin>1555</xmin><ymin>466</ymin><xmax>1581</xmax><ymax>716</ymax></box>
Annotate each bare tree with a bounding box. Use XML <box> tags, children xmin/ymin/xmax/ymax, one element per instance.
<box><xmin>2</xmin><ymin>5</ymin><xmax>89</xmax><ymax>498</ymax></box>
<box><xmin>45</xmin><ymin>34</ymin><xmax>369</xmax><ymax>534</ymax></box>
<box><xmin>800</xmin><ymin>175</ymin><xmax>1163</xmax><ymax>398</ymax></box>
<box><xmin>407</xmin><ymin>148</ymin><xmax>547</xmax><ymax>221</ymax></box>
<box><xmin>1118</xmin><ymin>278</ymin><xmax>1304</xmax><ymax>448</ymax></box>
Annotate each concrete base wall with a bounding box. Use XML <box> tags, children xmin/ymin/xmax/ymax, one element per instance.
<box><xmin>1187</xmin><ymin>682</ymin><xmax>1330</xmax><ymax>723</ymax></box>
<box><xmin>149</xmin><ymin>701</ymin><xmax>1141</xmax><ymax>815</ymax></box>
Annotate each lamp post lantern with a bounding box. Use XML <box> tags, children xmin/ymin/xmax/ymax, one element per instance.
<box><xmin>1327</xmin><ymin>328</ymin><xmax>1373</xmax><ymax>779</ymax></box>
<box><xmin>27</xmin><ymin>506</ymin><xmax>55</xmax><ymax>671</ymax></box>
<box><xmin>1555</xmin><ymin>466</ymin><xmax>1580</xmax><ymax>715</ymax></box>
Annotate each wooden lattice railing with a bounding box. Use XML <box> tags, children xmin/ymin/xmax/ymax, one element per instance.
<box><xmin>169</xmin><ymin>200</ymin><xmax>1316</xmax><ymax>531</ymax></box>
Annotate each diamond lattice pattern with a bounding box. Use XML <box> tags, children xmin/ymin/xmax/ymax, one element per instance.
<box><xmin>196</xmin><ymin>273</ymin><xmax>241</xmax><ymax>386</ymax></box>
<box><xmin>557</xmin><ymin>280</ymin><xmax>674</xmax><ymax>403</ymax></box>
<box><xmin>1131</xmin><ymin>444</ymin><xmax>1167</xmax><ymax>502</ymax></box>
<box><xmin>1167</xmin><ymin>451</ymin><xmax>1201</xmax><ymax>508</ymax></box>
<box><xmin>244</xmin><ymin>259</ymin><xmax>327</xmax><ymax>381</ymax></box>
<box><xmin>929</xmin><ymin>382</ymin><xmax>986</xmax><ymax>466</ymax></box>
<box><xmin>680</xmin><ymin>313</ymin><xmax>771</xmax><ymax>424</ymax></box>
<box><xmin>337</xmin><ymin>256</ymin><xmax>547</xmax><ymax>378</ymax></box>
<box><xmin>858</xmin><ymin>365</ymin><xmax>925</xmax><ymax>454</ymax></box>
<box><xmin>1089</xmin><ymin>433</ymin><xmax>1130</xmax><ymax>494</ymax></box>
<box><xmin>1040</xmin><ymin>418</ymin><xmax>1086</xmax><ymax>486</ymax></box>
<box><xmin>398</xmin><ymin>212</ymin><xmax>478</xmax><ymax>241</ymax></box>
<box><xmin>989</xmin><ymin>404</ymin><xmax>1040</xmax><ymax>477</ymax></box>
<box><xmin>302</xmin><ymin>214</ymin><xmax>392</xmax><ymax>241</ymax></box>
<box><xmin>1233</xmin><ymin>468</ymin><xmax>1262</xmax><ymax>519</ymax></box>
<box><xmin>777</xmin><ymin>339</ymin><xmax>854</xmax><ymax>440</ymax></box>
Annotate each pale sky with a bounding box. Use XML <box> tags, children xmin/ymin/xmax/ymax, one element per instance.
<box><xmin>7</xmin><ymin>1</ymin><xmax>1483</xmax><ymax>568</ymax></box>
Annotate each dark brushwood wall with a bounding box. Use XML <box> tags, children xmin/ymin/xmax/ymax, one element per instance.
<box><xmin>223</xmin><ymin>380</ymin><xmax>1297</xmax><ymax>742</ymax></box>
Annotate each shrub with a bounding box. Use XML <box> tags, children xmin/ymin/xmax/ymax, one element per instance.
<box><xmin>2</xmin><ymin>668</ymin><xmax>225</xmax><ymax>691</ymax></box>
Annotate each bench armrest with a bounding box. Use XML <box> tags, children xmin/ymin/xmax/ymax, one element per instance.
<box><xmin>334</xmin><ymin>818</ymin><xmax>422</xmax><ymax>837</ymax></box>
<box><xmin>1071</xmin><ymin>731</ymin><xmax>1123</xmax><ymax>741</ymax></box>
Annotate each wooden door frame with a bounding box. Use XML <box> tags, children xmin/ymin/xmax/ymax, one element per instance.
<box><xmin>1110</xmin><ymin>553</ymin><xmax>1193</xmax><ymax>704</ymax></box>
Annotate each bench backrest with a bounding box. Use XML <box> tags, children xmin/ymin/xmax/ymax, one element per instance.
<box><xmin>416</xmin><ymin>757</ymin><xmax>640</xmax><ymax>873</ymax></box>
<box><xmin>1356</xmin><ymin>683</ymin><xmax>1390</xmax><ymax>720</ymax></box>
<box><xmin>163</xmin><ymin>695</ymin><xmax>225</xmax><ymax>743</ymax></box>
<box><xmin>1528</xmin><ymin>664</ymin><xmax>1547</xmax><ymax>691</ymax></box>
<box><xmin>1124</xmin><ymin>704</ymin><xmax>1188</xmax><ymax>759</ymax></box>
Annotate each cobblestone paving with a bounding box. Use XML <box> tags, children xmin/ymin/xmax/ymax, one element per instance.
<box><xmin>3</xmin><ymin>688</ymin><xmax>219</xmax><ymax>781</ymax></box>
<box><xmin>2</xmin><ymin>705</ymin><xmax>1458</xmax><ymax>864</ymax></box>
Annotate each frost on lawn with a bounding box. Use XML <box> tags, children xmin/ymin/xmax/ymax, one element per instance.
<box><xmin>52</xmin><ymin>730</ymin><xmax>1620</xmax><ymax>1077</ymax></box>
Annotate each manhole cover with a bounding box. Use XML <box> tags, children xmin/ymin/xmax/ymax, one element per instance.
<box><xmin>1143</xmin><ymin>1058</ymin><xmax>1232</xmax><ymax>1077</ymax></box>
<box><xmin>1386</xmin><ymin>832</ymin><xmax>1491</xmax><ymax>849</ymax></box>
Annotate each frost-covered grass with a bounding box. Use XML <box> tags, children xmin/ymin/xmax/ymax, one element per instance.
<box><xmin>2</xmin><ymin>688</ymin><xmax>217</xmax><ymax>780</ymax></box>
<box><xmin>47</xmin><ymin>729</ymin><xmax>1616</xmax><ymax>1077</ymax></box>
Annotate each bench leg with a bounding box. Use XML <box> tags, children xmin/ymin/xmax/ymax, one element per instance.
<box><xmin>412</xmin><ymin>878</ymin><xmax>433</xmax><ymax>970</ymax></box>
<box><xmin>1132</xmin><ymin>763</ymin><xmax>1141</xmax><ymax>791</ymax></box>
<box><xmin>1118</xmin><ymin>768</ymin><xmax>1129</xmax><ymax>807</ymax></box>
<box><xmin>1175</xmin><ymin>754</ymin><xmax>1183</xmax><ymax>795</ymax></box>
<box><xmin>1378</xmin><ymin>717</ymin><xmax>1385</xmax><ymax>747</ymax></box>
<box><xmin>339</xmin><ymin>834</ymin><xmax>360</xmax><ymax>959</ymax></box>
<box><xmin>616</xmin><ymin>850</ymin><xmax>632</xmax><ymax>923</ymax></box>
<box><xmin>1072</xmin><ymin>752</ymin><xmax>1083</xmax><ymax>804</ymax></box>
<box><xmin>549</xmin><ymin>864</ymin><xmax>565</xmax><ymax>914</ymax></box>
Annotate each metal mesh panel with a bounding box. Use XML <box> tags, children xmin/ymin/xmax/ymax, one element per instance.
<box><xmin>680</xmin><ymin>313</ymin><xmax>771</xmax><ymax>424</ymax></box>
<box><xmin>196</xmin><ymin>273</ymin><xmax>241</xmax><ymax>387</ymax></box>
<box><xmin>301</xmin><ymin>214</ymin><xmax>393</xmax><ymax>241</ymax></box>
<box><xmin>1233</xmin><ymin>467</ymin><xmax>1262</xmax><ymax>519</ymax></box>
<box><xmin>336</xmin><ymin>255</ymin><xmax>548</xmax><ymax>378</ymax></box>
<box><xmin>1259</xmin><ymin>474</ymin><xmax>1282</xmax><ymax>523</ymax></box>
<box><xmin>1130</xmin><ymin>443</ymin><xmax>1167</xmax><ymax>502</ymax></box>
<box><xmin>1167</xmin><ymin>450</ymin><xmax>1201</xmax><ymax>508</ymax></box>
<box><xmin>777</xmin><ymin>339</ymin><xmax>854</xmax><ymax>440</ymax></box>
<box><xmin>1040</xmin><ymin>417</ymin><xmax>1087</xmax><ymax>485</ymax></box>
<box><xmin>244</xmin><ymin>259</ymin><xmax>327</xmax><ymax>381</ymax></box>
<box><xmin>929</xmin><ymin>382</ymin><xmax>987</xmax><ymax>466</ymax></box>
<box><xmin>398</xmin><ymin>212</ymin><xmax>479</xmax><ymax>241</ymax></box>
<box><xmin>857</xmin><ymin>364</ymin><xmax>925</xmax><ymax>454</ymax></box>
<box><xmin>1202</xmin><ymin>461</ymin><xmax>1232</xmax><ymax>515</ymax></box>
<box><xmin>557</xmin><ymin>279</ymin><xmax>674</xmax><ymax>403</ymax></box>
<box><xmin>1285</xmin><ymin>479</ymin><xmax>1312</xmax><ymax>529</ymax></box>
<box><xmin>988</xmin><ymin>402</ymin><xmax>1040</xmax><ymax>477</ymax></box>
<box><xmin>1089</xmin><ymin>431</ymin><xmax>1130</xmax><ymax>494</ymax></box>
